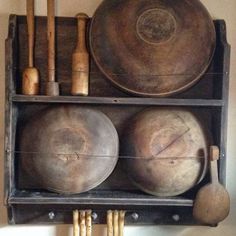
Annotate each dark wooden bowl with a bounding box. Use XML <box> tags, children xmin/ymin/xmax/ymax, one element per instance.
<box><xmin>90</xmin><ymin>0</ymin><xmax>216</xmax><ymax>97</ymax></box>
<box><xmin>19</xmin><ymin>105</ymin><xmax>119</xmax><ymax>194</ymax></box>
<box><xmin>121</xmin><ymin>108</ymin><xmax>210</xmax><ymax>197</ymax></box>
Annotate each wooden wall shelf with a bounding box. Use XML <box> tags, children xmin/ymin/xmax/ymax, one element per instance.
<box><xmin>5</xmin><ymin>15</ymin><xmax>230</xmax><ymax>226</ymax></box>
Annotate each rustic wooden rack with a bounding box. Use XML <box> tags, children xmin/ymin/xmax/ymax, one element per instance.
<box><xmin>5</xmin><ymin>15</ymin><xmax>230</xmax><ymax>226</ymax></box>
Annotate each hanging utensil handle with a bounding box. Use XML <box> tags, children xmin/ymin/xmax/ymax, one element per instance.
<box><xmin>71</xmin><ymin>13</ymin><xmax>89</xmax><ymax>96</ymax></box>
<box><xmin>46</xmin><ymin>0</ymin><xmax>59</xmax><ymax>96</ymax></box>
<box><xmin>209</xmin><ymin>146</ymin><xmax>220</xmax><ymax>184</ymax></box>
<box><xmin>73</xmin><ymin>210</ymin><xmax>79</xmax><ymax>236</ymax></box>
<box><xmin>27</xmin><ymin>0</ymin><xmax>34</xmax><ymax>67</ymax></box>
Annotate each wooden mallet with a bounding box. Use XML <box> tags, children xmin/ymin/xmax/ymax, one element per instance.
<box><xmin>46</xmin><ymin>0</ymin><xmax>59</xmax><ymax>96</ymax></box>
<box><xmin>71</xmin><ymin>13</ymin><xmax>89</xmax><ymax>96</ymax></box>
<box><xmin>22</xmin><ymin>0</ymin><xmax>39</xmax><ymax>95</ymax></box>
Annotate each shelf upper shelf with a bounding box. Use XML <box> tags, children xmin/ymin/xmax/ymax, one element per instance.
<box><xmin>11</xmin><ymin>95</ymin><xmax>224</xmax><ymax>107</ymax></box>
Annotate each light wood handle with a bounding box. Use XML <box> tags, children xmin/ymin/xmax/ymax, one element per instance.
<box><xmin>209</xmin><ymin>146</ymin><xmax>220</xmax><ymax>184</ymax></box>
<box><xmin>27</xmin><ymin>0</ymin><xmax>34</xmax><ymax>67</ymax></box>
<box><xmin>119</xmin><ymin>211</ymin><xmax>126</xmax><ymax>236</ymax></box>
<box><xmin>47</xmin><ymin>0</ymin><xmax>55</xmax><ymax>82</ymax></box>
<box><xmin>73</xmin><ymin>210</ymin><xmax>79</xmax><ymax>236</ymax></box>
<box><xmin>113</xmin><ymin>211</ymin><xmax>119</xmax><ymax>236</ymax></box>
<box><xmin>22</xmin><ymin>0</ymin><xmax>39</xmax><ymax>95</ymax></box>
<box><xmin>107</xmin><ymin>211</ymin><xmax>113</xmax><ymax>236</ymax></box>
<box><xmin>80</xmin><ymin>211</ymin><xmax>86</xmax><ymax>236</ymax></box>
<box><xmin>71</xmin><ymin>13</ymin><xmax>89</xmax><ymax>96</ymax></box>
<box><xmin>86</xmin><ymin>210</ymin><xmax>92</xmax><ymax>236</ymax></box>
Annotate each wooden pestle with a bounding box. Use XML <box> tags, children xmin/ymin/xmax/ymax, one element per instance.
<box><xmin>71</xmin><ymin>13</ymin><xmax>89</xmax><ymax>96</ymax></box>
<box><xmin>46</xmin><ymin>0</ymin><xmax>59</xmax><ymax>96</ymax></box>
<box><xmin>22</xmin><ymin>0</ymin><xmax>39</xmax><ymax>95</ymax></box>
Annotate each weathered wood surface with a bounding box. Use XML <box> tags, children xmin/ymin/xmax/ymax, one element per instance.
<box><xmin>4</xmin><ymin>14</ymin><xmax>230</xmax><ymax>225</ymax></box>
<box><xmin>90</xmin><ymin>0</ymin><xmax>216</xmax><ymax>97</ymax></box>
<box><xmin>19</xmin><ymin>106</ymin><xmax>119</xmax><ymax>194</ymax></box>
<box><xmin>71</xmin><ymin>13</ymin><xmax>90</xmax><ymax>96</ymax></box>
<box><xmin>122</xmin><ymin>108</ymin><xmax>210</xmax><ymax>197</ymax></box>
<box><xmin>17</xmin><ymin>16</ymin><xmax>224</xmax><ymax>99</ymax></box>
<box><xmin>22</xmin><ymin>0</ymin><xmax>40</xmax><ymax>95</ymax></box>
<box><xmin>193</xmin><ymin>146</ymin><xmax>230</xmax><ymax>225</ymax></box>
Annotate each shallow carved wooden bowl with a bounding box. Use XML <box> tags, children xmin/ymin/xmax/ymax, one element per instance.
<box><xmin>90</xmin><ymin>0</ymin><xmax>216</xmax><ymax>97</ymax></box>
<box><xmin>20</xmin><ymin>106</ymin><xmax>119</xmax><ymax>194</ymax></box>
<box><xmin>122</xmin><ymin>108</ymin><xmax>210</xmax><ymax>197</ymax></box>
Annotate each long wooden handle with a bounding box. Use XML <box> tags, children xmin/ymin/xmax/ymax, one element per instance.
<box><xmin>80</xmin><ymin>211</ymin><xmax>86</xmax><ymax>236</ymax></box>
<box><xmin>209</xmin><ymin>146</ymin><xmax>220</xmax><ymax>184</ymax></box>
<box><xmin>73</xmin><ymin>210</ymin><xmax>79</xmax><ymax>236</ymax></box>
<box><xmin>113</xmin><ymin>211</ymin><xmax>119</xmax><ymax>236</ymax></box>
<box><xmin>27</xmin><ymin>0</ymin><xmax>34</xmax><ymax>67</ymax></box>
<box><xmin>107</xmin><ymin>211</ymin><xmax>113</xmax><ymax>236</ymax></box>
<box><xmin>86</xmin><ymin>210</ymin><xmax>92</xmax><ymax>236</ymax></box>
<box><xmin>47</xmin><ymin>0</ymin><xmax>55</xmax><ymax>82</ymax></box>
<box><xmin>71</xmin><ymin>13</ymin><xmax>89</xmax><ymax>96</ymax></box>
<box><xmin>119</xmin><ymin>211</ymin><xmax>126</xmax><ymax>236</ymax></box>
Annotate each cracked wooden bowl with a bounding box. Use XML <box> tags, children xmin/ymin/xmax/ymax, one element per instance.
<box><xmin>19</xmin><ymin>105</ymin><xmax>119</xmax><ymax>194</ymax></box>
<box><xmin>121</xmin><ymin>108</ymin><xmax>210</xmax><ymax>197</ymax></box>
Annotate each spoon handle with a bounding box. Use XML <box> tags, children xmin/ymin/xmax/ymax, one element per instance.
<box><xmin>209</xmin><ymin>146</ymin><xmax>220</xmax><ymax>184</ymax></box>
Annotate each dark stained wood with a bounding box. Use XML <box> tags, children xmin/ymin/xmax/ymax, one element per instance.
<box><xmin>16</xmin><ymin>15</ymin><xmax>225</xmax><ymax>99</ymax></box>
<box><xmin>9</xmin><ymin>190</ymin><xmax>193</xmax><ymax>206</ymax></box>
<box><xmin>12</xmin><ymin>95</ymin><xmax>224</xmax><ymax>106</ymax></box>
<box><xmin>4</xmin><ymin>14</ymin><xmax>230</xmax><ymax>226</ymax></box>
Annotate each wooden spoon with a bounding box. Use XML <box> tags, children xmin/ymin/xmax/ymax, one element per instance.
<box><xmin>22</xmin><ymin>0</ymin><xmax>39</xmax><ymax>95</ymax></box>
<box><xmin>193</xmin><ymin>146</ymin><xmax>230</xmax><ymax>225</ymax></box>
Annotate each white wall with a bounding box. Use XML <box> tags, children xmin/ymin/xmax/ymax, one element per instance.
<box><xmin>0</xmin><ymin>0</ymin><xmax>236</xmax><ymax>235</ymax></box>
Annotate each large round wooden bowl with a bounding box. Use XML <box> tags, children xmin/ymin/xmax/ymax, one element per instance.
<box><xmin>90</xmin><ymin>0</ymin><xmax>216</xmax><ymax>97</ymax></box>
<box><xmin>121</xmin><ymin>108</ymin><xmax>210</xmax><ymax>197</ymax></box>
<box><xmin>20</xmin><ymin>106</ymin><xmax>119</xmax><ymax>194</ymax></box>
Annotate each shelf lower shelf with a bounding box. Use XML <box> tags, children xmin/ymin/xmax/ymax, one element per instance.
<box><xmin>8</xmin><ymin>190</ymin><xmax>193</xmax><ymax>207</ymax></box>
<box><xmin>11</xmin><ymin>95</ymin><xmax>224</xmax><ymax>107</ymax></box>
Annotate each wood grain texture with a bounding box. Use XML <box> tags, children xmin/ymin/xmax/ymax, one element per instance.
<box><xmin>19</xmin><ymin>106</ymin><xmax>119</xmax><ymax>194</ymax></box>
<box><xmin>16</xmin><ymin>16</ymin><xmax>223</xmax><ymax>99</ymax></box>
<box><xmin>121</xmin><ymin>108</ymin><xmax>210</xmax><ymax>197</ymax></box>
<box><xmin>22</xmin><ymin>0</ymin><xmax>39</xmax><ymax>95</ymax></box>
<box><xmin>27</xmin><ymin>0</ymin><xmax>34</xmax><ymax>67</ymax></box>
<box><xmin>90</xmin><ymin>0</ymin><xmax>216</xmax><ymax>97</ymax></box>
<box><xmin>71</xmin><ymin>13</ymin><xmax>89</xmax><ymax>96</ymax></box>
<box><xmin>5</xmin><ymin>15</ymin><xmax>230</xmax><ymax>226</ymax></box>
<box><xmin>73</xmin><ymin>210</ymin><xmax>79</xmax><ymax>236</ymax></box>
<box><xmin>46</xmin><ymin>0</ymin><xmax>59</xmax><ymax>96</ymax></box>
<box><xmin>193</xmin><ymin>146</ymin><xmax>230</xmax><ymax>225</ymax></box>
